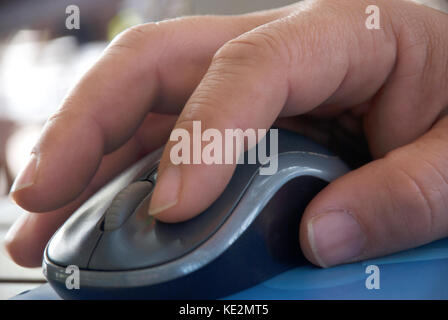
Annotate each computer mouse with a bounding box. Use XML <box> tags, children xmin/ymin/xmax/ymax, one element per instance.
<box><xmin>43</xmin><ymin>128</ymin><xmax>349</xmax><ymax>299</ymax></box>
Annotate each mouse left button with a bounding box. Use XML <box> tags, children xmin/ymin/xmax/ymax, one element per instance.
<box><xmin>102</xmin><ymin>181</ymin><xmax>153</xmax><ymax>231</ymax></box>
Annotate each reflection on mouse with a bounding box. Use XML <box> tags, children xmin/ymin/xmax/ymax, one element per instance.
<box><xmin>43</xmin><ymin>129</ymin><xmax>349</xmax><ymax>299</ymax></box>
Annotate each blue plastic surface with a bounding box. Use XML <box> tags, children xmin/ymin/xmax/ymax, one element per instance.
<box><xmin>225</xmin><ymin>237</ymin><xmax>448</xmax><ymax>300</ymax></box>
<box><xmin>13</xmin><ymin>237</ymin><xmax>448</xmax><ymax>300</ymax></box>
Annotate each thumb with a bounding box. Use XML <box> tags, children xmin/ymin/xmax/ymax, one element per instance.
<box><xmin>300</xmin><ymin>116</ymin><xmax>448</xmax><ymax>267</ymax></box>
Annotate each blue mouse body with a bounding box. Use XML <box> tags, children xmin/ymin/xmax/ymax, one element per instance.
<box><xmin>43</xmin><ymin>129</ymin><xmax>349</xmax><ymax>299</ymax></box>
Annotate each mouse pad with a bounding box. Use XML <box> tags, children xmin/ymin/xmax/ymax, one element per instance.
<box><xmin>12</xmin><ymin>237</ymin><xmax>448</xmax><ymax>300</ymax></box>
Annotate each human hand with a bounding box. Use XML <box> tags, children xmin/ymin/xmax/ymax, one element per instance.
<box><xmin>5</xmin><ymin>0</ymin><xmax>448</xmax><ymax>269</ymax></box>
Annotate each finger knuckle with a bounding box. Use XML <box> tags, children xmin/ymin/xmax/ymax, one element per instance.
<box><xmin>399</xmin><ymin>169</ymin><xmax>434</xmax><ymax>238</ymax></box>
<box><xmin>212</xmin><ymin>27</ymin><xmax>288</xmax><ymax>68</ymax></box>
<box><xmin>385</xmin><ymin>150</ymin><xmax>448</xmax><ymax>240</ymax></box>
<box><xmin>393</xmin><ymin>4</ymin><xmax>448</xmax><ymax>94</ymax></box>
<box><xmin>109</xmin><ymin>23</ymin><xmax>165</xmax><ymax>52</ymax></box>
<box><xmin>179</xmin><ymin>93</ymin><xmax>240</xmax><ymax>128</ymax></box>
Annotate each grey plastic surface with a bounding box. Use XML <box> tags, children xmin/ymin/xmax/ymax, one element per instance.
<box><xmin>102</xmin><ymin>181</ymin><xmax>153</xmax><ymax>231</ymax></box>
<box><xmin>45</xmin><ymin>148</ymin><xmax>162</xmax><ymax>269</ymax></box>
<box><xmin>43</xmin><ymin>129</ymin><xmax>350</xmax><ymax>298</ymax></box>
<box><xmin>89</xmin><ymin>161</ymin><xmax>261</xmax><ymax>270</ymax></box>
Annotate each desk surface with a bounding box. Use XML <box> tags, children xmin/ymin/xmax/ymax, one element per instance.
<box><xmin>11</xmin><ymin>237</ymin><xmax>448</xmax><ymax>300</ymax></box>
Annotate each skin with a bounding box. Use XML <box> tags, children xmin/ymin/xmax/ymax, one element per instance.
<box><xmin>4</xmin><ymin>0</ymin><xmax>448</xmax><ymax>268</ymax></box>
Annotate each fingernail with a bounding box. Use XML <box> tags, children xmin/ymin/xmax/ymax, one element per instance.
<box><xmin>308</xmin><ymin>211</ymin><xmax>365</xmax><ymax>267</ymax></box>
<box><xmin>148</xmin><ymin>165</ymin><xmax>181</xmax><ymax>216</ymax></box>
<box><xmin>9</xmin><ymin>154</ymin><xmax>38</xmax><ymax>195</ymax></box>
<box><xmin>4</xmin><ymin>215</ymin><xmax>26</xmax><ymax>243</ymax></box>
<box><xmin>3</xmin><ymin>214</ymin><xmax>29</xmax><ymax>265</ymax></box>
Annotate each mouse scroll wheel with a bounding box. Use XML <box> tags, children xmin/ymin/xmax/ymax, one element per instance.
<box><xmin>102</xmin><ymin>181</ymin><xmax>153</xmax><ymax>231</ymax></box>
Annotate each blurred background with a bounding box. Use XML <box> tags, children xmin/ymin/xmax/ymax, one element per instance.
<box><xmin>0</xmin><ymin>0</ymin><xmax>446</xmax><ymax>299</ymax></box>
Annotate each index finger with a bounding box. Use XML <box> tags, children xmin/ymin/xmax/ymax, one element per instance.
<box><xmin>149</xmin><ymin>0</ymin><xmax>399</xmax><ymax>222</ymax></box>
